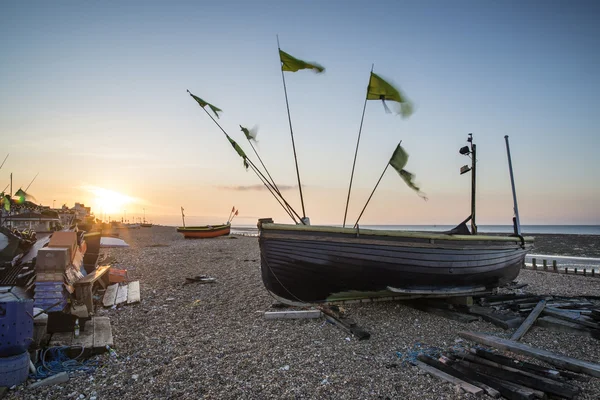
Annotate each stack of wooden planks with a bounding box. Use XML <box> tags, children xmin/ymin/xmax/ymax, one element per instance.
<box><xmin>413</xmin><ymin>331</ymin><xmax>600</xmax><ymax>398</ymax></box>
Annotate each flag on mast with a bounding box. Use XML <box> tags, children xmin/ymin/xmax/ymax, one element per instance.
<box><xmin>240</xmin><ymin>125</ymin><xmax>258</xmax><ymax>143</ymax></box>
<box><xmin>389</xmin><ymin>144</ymin><xmax>427</xmax><ymax>199</ymax></box>
<box><xmin>367</xmin><ymin>73</ymin><xmax>413</xmax><ymax>118</ymax></box>
<box><xmin>225</xmin><ymin>134</ymin><xmax>250</xmax><ymax>170</ymax></box>
<box><xmin>187</xmin><ymin>90</ymin><xmax>223</xmax><ymax>119</ymax></box>
<box><xmin>14</xmin><ymin>188</ymin><xmax>36</xmax><ymax>204</ymax></box>
<box><xmin>279</xmin><ymin>49</ymin><xmax>325</xmax><ymax>73</ymax></box>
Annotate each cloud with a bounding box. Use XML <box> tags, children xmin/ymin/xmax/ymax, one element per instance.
<box><xmin>217</xmin><ymin>184</ymin><xmax>298</xmax><ymax>191</ymax></box>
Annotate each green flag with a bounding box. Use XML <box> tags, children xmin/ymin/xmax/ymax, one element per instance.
<box><xmin>225</xmin><ymin>134</ymin><xmax>249</xmax><ymax>169</ymax></box>
<box><xmin>240</xmin><ymin>125</ymin><xmax>258</xmax><ymax>143</ymax></box>
<box><xmin>0</xmin><ymin>193</ymin><xmax>10</xmax><ymax>211</ymax></box>
<box><xmin>279</xmin><ymin>49</ymin><xmax>325</xmax><ymax>73</ymax></box>
<box><xmin>389</xmin><ymin>144</ymin><xmax>427</xmax><ymax>200</ymax></box>
<box><xmin>14</xmin><ymin>188</ymin><xmax>36</xmax><ymax>204</ymax></box>
<box><xmin>187</xmin><ymin>90</ymin><xmax>223</xmax><ymax>119</ymax></box>
<box><xmin>367</xmin><ymin>72</ymin><xmax>413</xmax><ymax>118</ymax></box>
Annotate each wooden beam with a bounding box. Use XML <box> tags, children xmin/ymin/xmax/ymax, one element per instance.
<box><xmin>412</xmin><ymin>359</ymin><xmax>484</xmax><ymax>396</ymax></box>
<box><xmin>542</xmin><ymin>308</ymin><xmax>600</xmax><ymax>329</ymax></box>
<box><xmin>510</xmin><ymin>300</ymin><xmax>546</xmax><ymax>341</ymax></box>
<box><xmin>450</xmin><ymin>363</ymin><xmax>536</xmax><ymax>400</ymax></box>
<box><xmin>456</xmin><ymin>358</ymin><xmax>580</xmax><ymax>399</ymax></box>
<box><xmin>470</xmin><ymin>348</ymin><xmax>560</xmax><ymax>379</ymax></box>
<box><xmin>417</xmin><ymin>355</ymin><xmax>500</xmax><ymax>398</ymax></box>
<box><xmin>264</xmin><ymin>310</ymin><xmax>322</xmax><ymax>319</ymax></box>
<box><xmin>536</xmin><ymin>317</ymin><xmax>599</xmax><ymax>339</ymax></box>
<box><xmin>459</xmin><ymin>331</ymin><xmax>600</xmax><ymax>377</ymax></box>
<box><xmin>455</xmin><ymin>354</ymin><xmax>580</xmax><ymax>398</ymax></box>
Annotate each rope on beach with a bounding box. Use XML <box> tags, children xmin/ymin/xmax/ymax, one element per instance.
<box><xmin>396</xmin><ymin>342</ymin><xmax>445</xmax><ymax>367</ymax></box>
<box><xmin>30</xmin><ymin>346</ymin><xmax>103</xmax><ymax>379</ymax></box>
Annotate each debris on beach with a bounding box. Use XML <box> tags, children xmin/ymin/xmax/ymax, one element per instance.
<box><xmin>183</xmin><ymin>275</ymin><xmax>217</xmax><ymax>285</ymax></box>
<box><xmin>404</xmin><ymin>290</ymin><xmax>600</xmax><ymax>340</ymax></box>
<box><xmin>408</xmin><ymin>332</ymin><xmax>600</xmax><ymax>398</ymax></box>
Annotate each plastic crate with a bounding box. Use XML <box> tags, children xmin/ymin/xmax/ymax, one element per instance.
<box><xmin>0</xmin><ymin>299</ymin><xmax>34</xmax><ymax>357</ymax></box>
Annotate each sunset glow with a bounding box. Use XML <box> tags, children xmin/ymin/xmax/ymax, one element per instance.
<box><xmin>84</xmin><ymin>186</ymin><xmax>135</xmax><ymax>216</ymax></box>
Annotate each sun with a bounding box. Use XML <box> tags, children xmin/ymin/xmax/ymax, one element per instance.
<box><xmin>84</xmin><ymin>186</ymin><xmax>135</xmax><ymax>216</ymax></box>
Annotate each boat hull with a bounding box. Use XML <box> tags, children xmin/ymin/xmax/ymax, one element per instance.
<box><xmin>258</xmin><ymin>222</ymin><xmax>533</xmax><ymax>305</ymax></box>
<box><xmin>177</xmin><ymin>225</ymin><xmax>230</xmax><ymax>239</ymax></box>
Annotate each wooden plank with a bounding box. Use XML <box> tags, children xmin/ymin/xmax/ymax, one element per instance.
<box><xmin>103</xmin><ymin>284</ymin><xmax>119</xmax><ymax>307</ymax></box>
<box><xmin>93</xmin><ymin>317</ymin><xmax>113</xmax><ymax>348</ymax></box>
<box><xmin>72</xmin><ymin>319</ymin><xmax>94</xmax><ymax>348</ymax></box>
<box><xmin>264</xmin><ymin>310</ymin><xmax>322</xmax><ymax>319</ymax></box>
<box><xmin>457</xmin><ymin>353</ymin><xmax>580</xmax><ymax>398</ymax></box>
<box><xmin>75</xmin><ymin>265</ymin><xmax>110</xmax><ymax>285</ymax></box>
<box><xmin>471</xmin><ymin>348</ymin><xmax>561</xmax><ymax>379</ymax></box>
<box><xmin>451</xmin><ymin>363</ymin><xmax>536</xmax><ymax>400</ymax></box>
<box><xmin>417</xmin><ymin>355</ymin><xmax>500</xmax><ymax>398</ymax></box>
<box><xmin>127</xmin><ymin>281</ymin><xmax>140</xmax><ymax>304</ymax></box>
<box><xmin>456</xmin><ymin>358</ymin><xmax>580</xmax><ymax>399</ymax></box>
<box><xmin>459</xmin><ymin>331</ymin><xmax>600</xmax><ymax>377</ymax></box>
<box><xmin>510</xmin><ymin>300</ymin><xmax>546</xmax><ymax>341</ymax></box>
<box><xmin>411</xmin><ymin>304</ymin><xmax>479</xmax><ymax>323</ymax></box>
<box><xmin>542</xmin><ymin>308</ymin><xmax>600</xmax><ymax>329</ymax></box>
<box><xmin>322</xmin><ymin>313</ymin><xmax>370</xmax><ymax>340</ymax></box>
<box><xmin>536</xmin><ymin>316</ymin><xmax>599</xmax><ymax>338</ymax></box>
<box><xmin>412</xmin><ymin>359</ymin><xmax>484</xmax><ymax>396</ymax></box>
<box><xmin>468</xmin><ymin>305</ymin><xmax>524</xmax><ymax>329</ymax></box>
<box><xmin>115</xmin><ymin>285</ymin><xmax>128</xmax><ymax>305</ymax></box>
<box><xmin>50</xmin><ymin>332</ymin><xmax>73</xmax><ymax>346</ymax></box>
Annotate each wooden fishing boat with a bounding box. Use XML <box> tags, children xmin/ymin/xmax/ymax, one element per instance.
<box><xmin>258</xmin><ymin>220</ymin><xmax>533</xmax><ymax>305</ymax></box>
<box><xmin>177</xmin><ymin>224</ymin><xmax>231</xmax><ymax>239</ymax></box>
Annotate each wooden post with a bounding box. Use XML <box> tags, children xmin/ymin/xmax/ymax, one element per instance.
<box><xmin>584</xmin><ymin>269</ymin><xmax>587</xmax><ymax>277</ymax></box>
<box><xmin>574</xmin><ymin>268</ymin><xmax>578</xmax><ymax>275</ymax></box>
<box><xmin>592</xmin><ymin>269</ymin><xmax>595</xmax><ymax>277</ymax></box>
<box><xmin>565</xmin><ymin>267</ymin><xmax>568</xmax><ymax>275</ymax></box>
<box><xmin>552</xmin><ymin>260</ymin><xmax>557</xmax><ymax>272</ymax></box>
<box><xmin>532</xmin><ymin>258</ymin><xmax>537</xmax><ymax>270</ymax></box>
<box><xmin>543</xmin><ymin>259</ymin><xmax>547</xmax><ymax>270</ymax></box>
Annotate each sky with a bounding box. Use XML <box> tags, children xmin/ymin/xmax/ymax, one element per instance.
<box><xmin>1</xmin><ymin>0</ymin><xmax>599</xmax><ymax>226</ymax></box>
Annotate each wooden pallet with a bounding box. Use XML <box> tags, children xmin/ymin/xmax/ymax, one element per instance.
<box><xmin>49</xmin><ymin>317</ymin><xmax>114</xmax><ymax>352</ymax></box>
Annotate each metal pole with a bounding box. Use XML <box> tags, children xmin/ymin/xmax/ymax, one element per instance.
<box><xmin>353</xmin><ymin>163</ymin><xmax>390</xmax><ymax>229</ymax></box>
<box><xmin>277</xmin><ymin>35</ymin><xmax>306</xmax><ymax>219</ymax></box>
<box><xmin>25</xmin><ymin>172</ymin><xmax>39</xmax><ymax>191</ymax></box>
<box><xmin>247</xmin><ymin>140</ymin><xmax>296</xmax><ymax>219</ymax></box>
<box><xmin>343</xmin><ymin>64</ymin><xmax>374</xmax><ymax>228</ymax></box>
<box><xmin>0</xmin><ymin>154</ymin><xmax>8</xmax><ymax>171</ymax></box>
<box><xmin>195</xmin><ymin>99</ymin><xmax>303</xmax><ymax>223</ymax></box>
<box><xmin>504</xmin><ymin>135</ymin><xmax>521</xmax><ymax>236</ymax></box>
<box><xmin>471</xmin><ymin>141</ymin><xmax>477</xmax><ymax>234</ymax></box>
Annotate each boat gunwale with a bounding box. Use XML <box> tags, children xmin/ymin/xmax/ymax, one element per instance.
<box><xmin>259</xmin><ymin>222</ymin><xmax>534</xmax><ymax>243</ymax></box>
<box><xmin>177</xmin><ymin>224</ymin><xmax>230</xmax><ymax>232</ymax></box>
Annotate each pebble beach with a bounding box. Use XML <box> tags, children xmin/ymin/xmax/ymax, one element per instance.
<box><xmin>9</xmin><ymin>226</ymin><xmax>600</xmax><ymax>399</ymax></box>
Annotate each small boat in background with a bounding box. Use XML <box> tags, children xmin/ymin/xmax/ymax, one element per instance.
<box><xmin>177</xmin><ymin>224</ymin><xmax>231</xmax><ymax>239</ymax></box>
<box><xmin>177</xmin><ymin>206</ymin><xmax>237</xmax><ymax>239</ymax></box>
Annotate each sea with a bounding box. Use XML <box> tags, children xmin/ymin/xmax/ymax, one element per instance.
<box><xmin>230</xmin><ymin>224</ymin><xmax>600</xmax><ymax>236</ymax></box>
